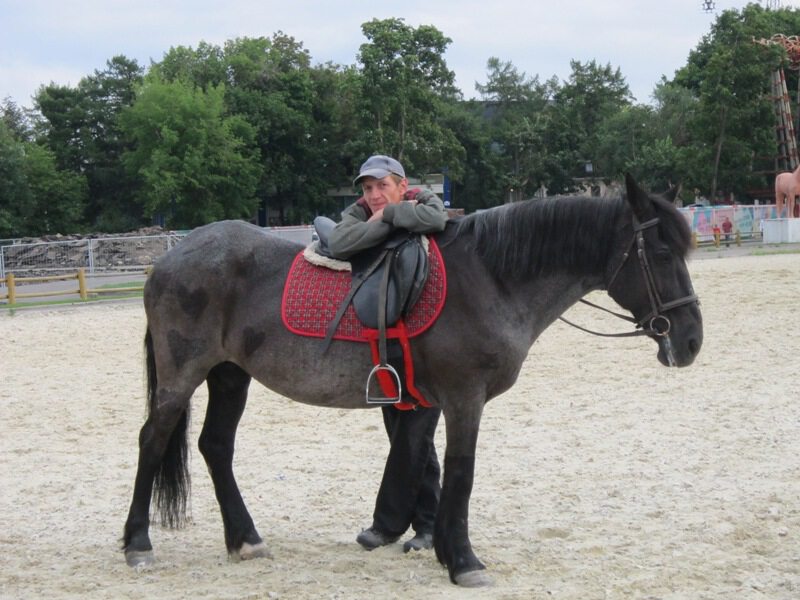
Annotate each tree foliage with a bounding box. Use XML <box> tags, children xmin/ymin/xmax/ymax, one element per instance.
<box><xmin>119</xmin><ymin>78</ymin><xmax>259</xmax><ymax>228</ymax></box>
<box><xmin>0</xmin><ymin>121</ymin><xmax>87</xmax><ymax>237</ymax></box>
<box><xmin>354</xmin><ymin>18</ymin><xmax>464</xmax><ymax>177</ymax></box>
<box><xmin>35</xmin><ymin>56</ymin><xmax>144</xmax><ymax>230</ymax></box>
<box><xmin>672</xmin><ymin>4</ymin><xmax>793</xmax><ymax>199</ymax></box>
<box><xmin>6</xmin><ymin>8</ymin><xmax>800</xmax><ymax>236</ymax></box>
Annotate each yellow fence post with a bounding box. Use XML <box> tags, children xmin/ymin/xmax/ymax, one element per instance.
<box><xmin>1</xmin><ymin>270</ymin><xmax>145</xmax><ymax>305</ymax></box>
<box><xmin>77</xmin><ymin>268</ymin><xmax>88</xmax><ymax>300</ymax></box>
<box><xmin>7</xmin><ymin>273</ymin><xmax>16</xmax><ymax>305</ymax></box>
<box><xmin>735</xmin><ymin>230</ymin><xmax>741</xmax><ymax>246</ymax></box>
<box><xmin>691</xmin><ymin>231</ymin><xmax>698</xmax><ymax>249</ymax></box>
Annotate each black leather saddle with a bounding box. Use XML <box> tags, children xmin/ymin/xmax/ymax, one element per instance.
<box><xmin>314</xmin><ymin>216</ymin><xmax>429</xmax><ymax>330</ymax></box>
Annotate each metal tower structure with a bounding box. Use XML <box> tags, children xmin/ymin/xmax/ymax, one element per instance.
<box><xmin>755</xmin><ymin>35</ymin><xmax>800</xmax><ymax>172</ymax></box>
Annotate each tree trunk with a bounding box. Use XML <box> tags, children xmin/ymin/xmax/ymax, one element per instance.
<box><xmin>710</xmin><ymin>106</ymin><xmax>728</xmax><ymax>202</ymax></box>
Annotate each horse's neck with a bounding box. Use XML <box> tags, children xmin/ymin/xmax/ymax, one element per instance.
<box><xmin>504</xmin><ymin>273</ymin><xmax>604</xmax><ymax>342</ymax></box>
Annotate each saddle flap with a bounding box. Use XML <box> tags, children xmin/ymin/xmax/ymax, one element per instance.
<box><xmin>351</xmin><ymin>232</ymin><xmax>429</xmax><ymax>329</ymax></box>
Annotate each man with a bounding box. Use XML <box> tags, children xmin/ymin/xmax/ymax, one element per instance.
<box><xmin>328</xmin><ymin>155</ymin><xmax>448</xmax><ymax>258</ymax></box>
<box><xmin>721</xmin><ymin>216</ymin><xmax>733</xmax><ymax>247</ymax></box>
<box><xmin>328</xmin><ymin>154</ymin><xmax>447</xmax><ymax>552</ymax></box>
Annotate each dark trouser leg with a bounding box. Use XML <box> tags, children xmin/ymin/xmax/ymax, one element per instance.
<box><xmin>411</xmin><ymin>412</ymin><xmax>441</xmax><ymax>535</ymax></box>
<box><xmin>372</xmin><ymin>404</ymin><xmax>441</xmax><ymax>537</ymax></box>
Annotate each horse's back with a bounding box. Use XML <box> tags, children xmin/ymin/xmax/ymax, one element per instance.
<box><xmin>149</xmin><ymin>220</ymin><xmax>299</xmax><ymax>283</ymax></box>
<box><xmin>143</xmin><ymin>220</ymin><xmax>301</xmax><ymax>352</ymax></box>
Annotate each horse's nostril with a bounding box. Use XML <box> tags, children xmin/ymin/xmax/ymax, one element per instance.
<box><xmin>688</xmin><ymin>338</ymin><xmax>700</xmax><ymax>355</ymax></box>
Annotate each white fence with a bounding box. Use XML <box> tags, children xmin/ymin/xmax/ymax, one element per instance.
<box><xmin>0</xmin><ymin>235</ymin><xmax>184</xmax><ymax>280</ymax></box>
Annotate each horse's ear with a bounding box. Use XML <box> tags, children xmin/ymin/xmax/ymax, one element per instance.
<box><xmin>624</xmin><ymin>173</ymin><xmax>653</xmax><ymax>220</ymax></box>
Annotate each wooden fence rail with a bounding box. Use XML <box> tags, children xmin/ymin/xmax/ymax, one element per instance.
<box><xmin>0</xmin><ymin>268</ymin><xmax>144</xmax><ymax>305</ymax></box>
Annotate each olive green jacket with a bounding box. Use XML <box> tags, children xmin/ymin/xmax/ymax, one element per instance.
<box><xmin>327</xmin><ymin>189</ymin><xmax>447</xmax><ymax>259</ymax></box>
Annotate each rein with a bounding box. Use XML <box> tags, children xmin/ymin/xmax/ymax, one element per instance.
<box><xmin>558</xmin><ymin>215</ymin><xmax>698</xmax><ymax>339</ymax></box>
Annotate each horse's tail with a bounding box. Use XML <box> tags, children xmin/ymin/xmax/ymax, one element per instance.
<box><xmin>145</xmin><ymin>328</ymin><xmax>191</xmax><ymax>529</ymax></box>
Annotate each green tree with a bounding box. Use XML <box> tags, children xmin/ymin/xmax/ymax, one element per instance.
<box><xmin>1</xmin><ymin>98</ymin><xmax>34</xmax><ymax>142</ymax></box>
<box><xmin>437</xmin><ymin>99</ymin><xmax>500</xmax><ymax>211</ymax></box>
<box><xmin>0</xmin><ymin>122</ymin><xmax>32</xmax><ymax>235</ymax></box>
<box><xmin>594</xmin><ymin>104</ymin><xmax>653</xmax><ymax>180</ymax></box>
<box><xmin>34</xmin><ymin>84</ymin><xmax>87</xmax><ymax>173</ymax></box>
<box><xmin>23</xmin><ymin>142</ymin><xmax>88</xmax><ymax>234</ymax></box>
<box><xmin>34</xmin><ymin>56</ymin><xmax>144</xmax><ymax>230</ymax></box>
<box><xmin>119</xmin><ymin>77</ymin><xmax>259</xmax><ymax>228</ymax></box>
<box><xmin>307</xmin><ymin>62</ymin><xmax>365</xmax><ymax>215</ymax></box>
<box><xmin>155</xmin><ymin>41</ymin><xmax>227</xmax><ymax>91</ymax></box>
<box><xmin>354</xmin><ymin>18</ymin><xmax>465</xmax><ymax>179</ymax></box>
<box><xmin>80</xmin><ymin>56</ymin><xmax>145</xmax><ymax>230</ymax></box>
<box><xmin>554</xmin><ymin>59</ymin><xmax>633</xmax><ymax>182</ymax></box>
<box><xmin>475</xmin><ymin>58</ymin><xmax>555</xmax><ymax>202</ymax></box>
<box><xmin>0</xmin><ymin>121</ymin><xmax>87</xmax><ymax>237</ymax></box>
<box><xmin>220</xmin><ymin>34</ymin><xmax>325</xmax><ymax>224</ymax></box>
<box><xmin>673</xmin><ymin>4</ymin><xmax>792</xmax><ymax>200</ymax></box>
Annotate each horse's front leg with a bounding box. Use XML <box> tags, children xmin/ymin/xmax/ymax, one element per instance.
<box><xmin>199</xmin><ymin>362</ymin><xmax>270</xmax><ymax>561</ymax></box>
<box><xmin>435</xmin><ymin>400</ymin><xmax>491</xmax><ymax>587</ymax></box>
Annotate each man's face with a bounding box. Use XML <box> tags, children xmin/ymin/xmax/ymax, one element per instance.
<box><xmin>361</xmin><ymin>175</ymin><xmax>408</xmax><ymax>214</ymax></box>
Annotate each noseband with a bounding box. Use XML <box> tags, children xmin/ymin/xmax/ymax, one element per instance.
<box><xmin>559</xmin><ymin>216</ymin><xmax>699</xmax><ymax>339</ymax></box>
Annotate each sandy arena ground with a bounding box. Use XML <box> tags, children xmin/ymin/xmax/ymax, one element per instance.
<box><xmin>1</xmin><ymin>250</ymin><xmax>799</xmax><ymax>599</ymax></box>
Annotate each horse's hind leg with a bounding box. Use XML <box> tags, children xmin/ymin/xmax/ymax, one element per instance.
<box><xmin>199</xmin><ymin>362</ymin><xmax>270</xmax><ymax>561</ymax></box>
<box><xmin>123</xmin><ymin>389</ymin><xmax>193</xmax><ymax>567</ymax></box>
<box><xmin>124</xmin><ymin>329</ymin><xmax>207</xmax><ymax>567</ymax></box>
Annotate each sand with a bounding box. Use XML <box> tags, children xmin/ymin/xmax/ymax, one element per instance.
<box><xmin>1</xmin><ymin>251</ymin><xmax>798</xmax><ymax>599</ymax></box>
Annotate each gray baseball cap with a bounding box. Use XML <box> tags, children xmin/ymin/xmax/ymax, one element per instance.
<box><xmin>353</xmin><ymin>155</ymin><xmax>405</xmax><ymax>186</ymax></box>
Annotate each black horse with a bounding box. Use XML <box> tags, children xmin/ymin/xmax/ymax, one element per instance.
<box><xmin>122</xmin><ymin>175</ymin><xmax>702</xmax><ymax>586</ymax></box>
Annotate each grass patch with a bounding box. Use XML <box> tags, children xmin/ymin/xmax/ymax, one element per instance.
<box><xmin>750</xmin><ymin>248</ymin><xmax>800</xmax><ymax>256</ymax></box>
<box><xmin>1</xmin><ymin>291</ymin><xmax>143</xmax><ymax>311</ymax></box>
<box><xmin>94</xmin><ymin>280</ymin><xmax>146</xmax><ymax>290</ymax></box>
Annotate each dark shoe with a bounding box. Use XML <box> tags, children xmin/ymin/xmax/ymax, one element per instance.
<box><xmin>356</xmin><ymin>527</ymin><xmax>399</xmax><ymax>550</ymax></box>
<box><xmin>402</xmin><ymin>532</ymin><xmax>433</xmax><ymax>552</ymax></box>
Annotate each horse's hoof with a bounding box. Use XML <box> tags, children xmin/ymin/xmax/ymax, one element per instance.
<box><xmin>236</xmin><ymin>541</ymin><xmax>272</xmax><ymax>561</ymax></box>
<box><xmin>125</xmin><ymin>549</ymin><xmax>155</xmax><ymax>568</ymax></box>
<box><xmin>454</xmin><ymin>569</ymin><xmax>493</xmax><ymax>587</ymax></box>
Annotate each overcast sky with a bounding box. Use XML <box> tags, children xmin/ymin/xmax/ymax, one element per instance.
<box><xmin>1</xmin><ymin>1</ymin><xmax>795</xmax><ymax>109</ymax></box>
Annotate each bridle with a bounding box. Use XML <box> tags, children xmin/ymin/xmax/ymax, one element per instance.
<box><xmin>558</xmin><ymin>215</ymin><xmax>699</xmax><ymax>339</ymax></box>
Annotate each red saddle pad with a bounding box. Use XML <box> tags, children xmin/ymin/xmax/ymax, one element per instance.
<box><xmin>281</xmin><ymin>238</ymin><xmax>446</xmax><ymax>341</ymax></box>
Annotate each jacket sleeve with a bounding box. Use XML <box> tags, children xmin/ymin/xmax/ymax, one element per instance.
<box><xmin>382</xmin><ymin>190</ymin><xmax>448</xmax><ymax>233</ymax></box>
<box><xmin>327</xmin><ymin>202</ymin><xmax>393</xmax><ymax>259</ymax></box>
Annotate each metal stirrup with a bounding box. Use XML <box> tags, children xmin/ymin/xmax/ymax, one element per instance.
<box><xmin>366</xmin><ymin>247</ymin><xmax>401</xmax><ymax>404</ymax></box>
<box><xmin>365</xmin><ymin>363</ymin><xmax>402</xmax><ymax>404</ymax></box>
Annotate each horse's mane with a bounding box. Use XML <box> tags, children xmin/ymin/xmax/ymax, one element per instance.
<box><xmin>455</xmin><ymin>192</ymin><xmax>691</xmax><ymax>280</ymax></box>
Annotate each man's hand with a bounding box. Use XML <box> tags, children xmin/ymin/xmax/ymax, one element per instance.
<box><xmin>404</xmin><ymin>188</ymin><xmax>422</xmax><ymax>201</ymax></box>
<box><xmin>367</xmin><ymin>208</ymin><xmax>384</xmax><ymax>222</ymax></box>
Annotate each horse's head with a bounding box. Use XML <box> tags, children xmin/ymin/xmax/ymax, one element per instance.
<box><xmin>606</xmin><ymin>174</ymin><xmax>703</xmax><ymax>367</ymax></box>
